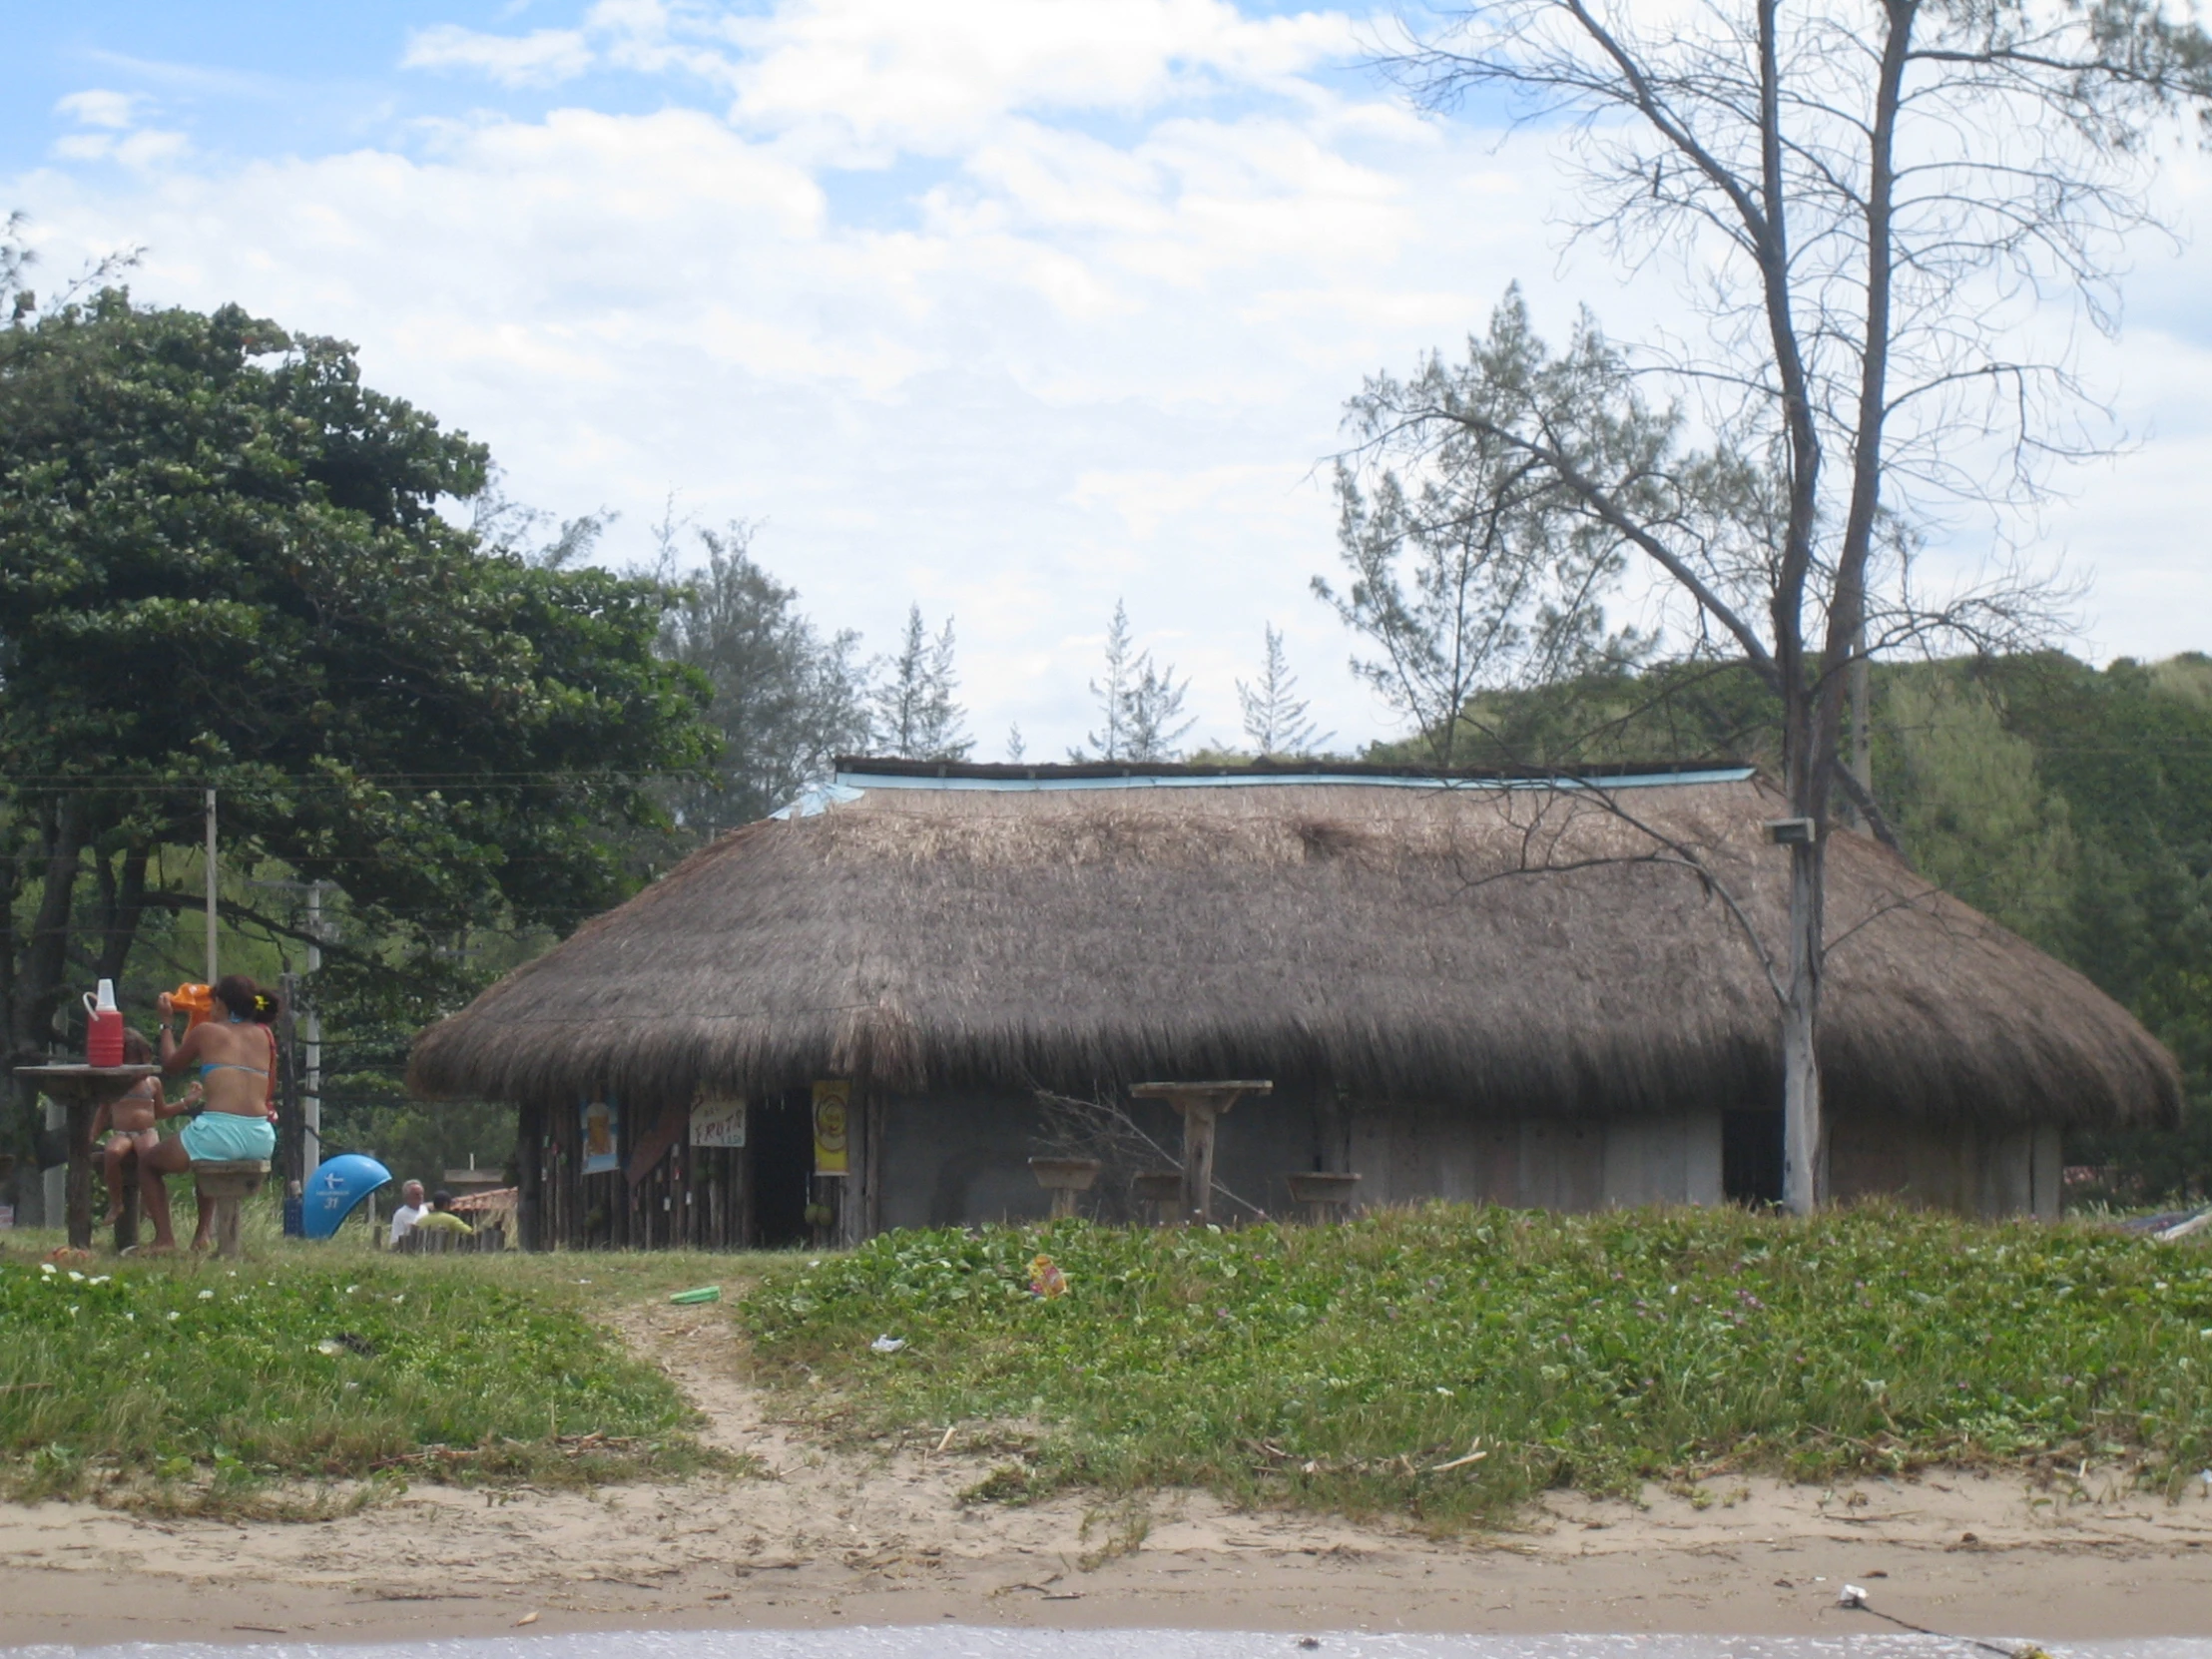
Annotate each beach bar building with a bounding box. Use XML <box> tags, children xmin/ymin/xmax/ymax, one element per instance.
<box><xmin>406</xmin><ymin>761</ymin><xmax>2179</xmax><ymax>1250</ymax></box>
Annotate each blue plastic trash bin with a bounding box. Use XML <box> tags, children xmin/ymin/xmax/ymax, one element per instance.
<box><xmin>301</xmin><ymin>1154</ymin><xmax>392</xmax><ymax>1241</ymax></box>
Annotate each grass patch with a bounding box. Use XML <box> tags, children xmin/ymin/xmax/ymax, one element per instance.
<box><xmin>742</xmin><ymin>1203</ymin><xmax>2212</xmax><ymax>1528</ymax></box>
<box><xmin>0</xmin><ymin>1242</ymin><xmax>750</xmax><ymax>1513</ymax></box>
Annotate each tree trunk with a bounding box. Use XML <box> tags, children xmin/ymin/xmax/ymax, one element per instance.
<box><xmin>14</xmin><ymin>798</ymin><xmax>85</xmax><ymax>1054</ymax></box>
<box><xmin>93</xmin><ymin>844</ymin><xmax>151</xmax><ymax>986</ymax></box>
<box><xmin>1780</xmin><ymin>834</ymin><xmax>1826</xmax><ymax>1214</ymax></box>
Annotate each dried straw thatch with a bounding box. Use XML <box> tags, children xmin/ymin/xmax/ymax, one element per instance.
<box><xmin>407</xmin><ymin>766</ymin><xmax>2179</xmax><ymax>1129</ymax></box>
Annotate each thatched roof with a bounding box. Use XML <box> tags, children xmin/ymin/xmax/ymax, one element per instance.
<box><xmin>407</xmin><ymin>763</ymin><xmax>2179</xmax><ymax>1129</ymax></box>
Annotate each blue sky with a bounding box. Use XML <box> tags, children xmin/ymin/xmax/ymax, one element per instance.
<box><xmin>6</xmin><ymin>2</ymin><xmax>2209</xmax><ymax>760</ymax></box>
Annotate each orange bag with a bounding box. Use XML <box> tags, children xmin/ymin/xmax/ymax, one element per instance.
<box><xmin>170</xmin><ymin>983</ymin><xmax>216</xmax><ymax>1029</ymax></box>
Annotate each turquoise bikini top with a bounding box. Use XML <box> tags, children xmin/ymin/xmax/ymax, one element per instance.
<box><xmin>200</xmin><ymin>1017</ymin><xmax>268</xmax><ymax>1076</ymax></box>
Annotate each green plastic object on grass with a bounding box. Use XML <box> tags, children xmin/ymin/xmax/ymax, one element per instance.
<box><xmin>669</xmin><ymin>1286</ymin><xmax>722</xmax><ymax>1305</ymax></box>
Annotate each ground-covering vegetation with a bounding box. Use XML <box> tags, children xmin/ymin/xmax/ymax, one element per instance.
<box><xmin>0</xmin><ymin>1241</ymin><xmax>743</xmax><ymax>1513</ymax></box>
<box><xmin>746</xmin><ymin>1206</ymin><xmax>2212</xmax><ymax>1529</ymax></box>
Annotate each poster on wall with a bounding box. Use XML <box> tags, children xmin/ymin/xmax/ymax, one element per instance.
<box><xmin>811</xmin><ymin>1080</ymin><xmax>849</xmax><ymax>1176</ymax></box>
<box><xmin>581</xmin><ymin>1097</ymin><xmax>620</xmax><ymax>1175</ymax></box>
<box><xmin>691</xmin><ymin>1095</ymin><xmax>748</xmax><ymax>1149</ymax></box>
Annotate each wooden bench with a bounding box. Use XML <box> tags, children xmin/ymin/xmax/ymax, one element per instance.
<box><xmin>394</xmin><ymin>1222</ymin><xmax>504</xmax><ymax>1255</ymax></box>
<box><xmin>193</xmin><ymin>1160</ymin><xmax>271</xmax><ymax>1259</ymax></box>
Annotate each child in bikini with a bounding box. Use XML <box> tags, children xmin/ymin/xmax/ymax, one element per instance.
<box><xmin>90</xmin><ymin>1030</ymin><xmax>201</xmax><ymax>1228</ymax></box>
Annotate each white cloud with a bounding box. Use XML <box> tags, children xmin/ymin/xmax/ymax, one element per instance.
<box><xmin>13</xmin><ymin>0</ymin><xmax>2212</xmax><ymax>760</ymax></box>
<box><xmin>725</xmin><ymin>0</ymin><xmax>1355</xmax><ymax>149</ymax></box>
<box><xmin>55</xmin><ymin>89</ymin><xmax>143</xmax><ymax>130</ymax></box>
<box><xmin>402</xmin><ymin>24</ymin><xmax>596</xmax><ymax>88</ymax></box>
<box><xmin>49</xmin><ymin>88</ymin><xmax>186</xmax><ymax>170</ymax></box>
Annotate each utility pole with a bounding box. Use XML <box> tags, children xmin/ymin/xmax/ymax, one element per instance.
<box><xmin>204</xmin><ymin>789</ymin><xmax>219</xmax><ymax>982</ymax></box>
<box><xmin>303</xmin><ymin>881</ymin><xmax>325</xmax><ymax>1175</ymax></box>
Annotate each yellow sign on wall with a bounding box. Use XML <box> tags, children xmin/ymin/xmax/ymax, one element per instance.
<box><xmin>812</xmin><ymin>1080</ymin><xmax>849</xmax><ymax>1176</ymax></box>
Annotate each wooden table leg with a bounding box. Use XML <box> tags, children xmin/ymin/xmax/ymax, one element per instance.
<box><xmin>65</xmin><ymin>1097</ymin><xmax>93</xmax><ymax>1252</ymax></box>
<box><xmin>114</xmin><ymin>1153</ymin><xmax>140</xmax><ymax>1252</ymax></box>
<box><xmin>1180</xmin><ymin>1101</ymin><xmax>1218</xmax><ymax>1226</ymax></box>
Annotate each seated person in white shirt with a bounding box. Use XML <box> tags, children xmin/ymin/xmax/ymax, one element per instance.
<box><xmin>387</xmin><ymin>1179</ymin><xmax>428</xmax><ymax>1246</ymax></box>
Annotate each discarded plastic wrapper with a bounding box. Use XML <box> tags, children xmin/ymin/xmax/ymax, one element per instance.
<box><xmin>668</xmin><ymin>1286</ymin><xmax>721</xmax><ymax>1305</ymax></box>
<box><xmin>1838</xmin><ymin>1584</ymin><xmax>1868</xmax><ymax>1608</ymax></box>
<box><xmin>1028</xmin><ymin>1253</ymin><xmax>1068</xmax><ymax>1299</ymax></box>
<box><xmin>870</xmin><ymin>1334</ymin><xmax>906</xmax><ymax>1355</ymax></box>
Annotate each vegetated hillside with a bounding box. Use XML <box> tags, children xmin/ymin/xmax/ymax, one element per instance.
<box><xmin>0</xmin><ymin>1251</ymin><xmax>722</xmax><ymax>1511</ymax></box>
<box><xmin>1366</xmin><ymin>653</ymin><xmax>2212</xmax><ymax>1201</ymax></box>
<box><xmin>746</xmin><ymin>1208</ymin><xmax>2212</xmax><ymax>1529</ymax></box>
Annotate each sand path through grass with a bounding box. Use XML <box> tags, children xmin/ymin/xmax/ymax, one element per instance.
<box><xmin>6</xmin><ymin>1271</ymin><xmax>2212</xmax><ymax>1647</ymax></box>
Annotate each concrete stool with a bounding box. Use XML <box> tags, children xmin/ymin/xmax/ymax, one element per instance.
<box><xmin>193</xmin><ymin>1160</ymin><xmax>271</xmax><ymax>1259</ymax></box>
<box><xmin>1028</xmin><ymin>1157</ymin><xmax>1102</xmax><ymax>1219</ymax></box>
<box><xmin>1130</xmin><ymin>1170</ymin><xmax>1184</xmax><ymax>1227</ymax></box>
<box><xmin>1286</xmin><ymin>1171</ymin><xmax>1362</xmax><ymax>1225</ymax></box>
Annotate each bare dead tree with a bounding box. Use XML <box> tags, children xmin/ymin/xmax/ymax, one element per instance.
<box><xmin>1354</xmin><ymin>0</ymin><xmax>2211</xmax><ymax>1212</ymax></box>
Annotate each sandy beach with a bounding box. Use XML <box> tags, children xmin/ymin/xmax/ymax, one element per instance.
<box><xmin>5</xmin><ymin>1299</ymin><xmax>2207</xmax><ymax>1649</ymax></box>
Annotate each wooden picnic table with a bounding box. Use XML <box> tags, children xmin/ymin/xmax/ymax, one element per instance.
<box><xmin>14</xmin><ymin>1064</ymin><xmax>162</xmax><ymax>1251</ymax></box>
<box><xmin>1130</xmin><ymin>1079</ymin><xmax>1272</xmax><ymax>1225</ymax></box>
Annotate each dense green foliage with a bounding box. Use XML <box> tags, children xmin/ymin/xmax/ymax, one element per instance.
<box><xmin>0</xmin><ymin>1250</ymin><xmax>707</xmax><ymax>1504</ymax></box>
<box><xmin>654</xmin><ymin>521</ymin><xmax>870</xmax><ymax>830</ymax></box>
<box><xmin>747</xmin><ymin>1208</ymin><xmax>2212</xmax><ymax>1527</ymax></box>
<box><xmin>0</xmin><ymin>288</ymin><xmax>715</xmax><ymax>1183</ymax></box>
<box><xmin>1953</xmin><ymin>656</ymin><xmax>2212</xmax><ymax>1199</ymax></box>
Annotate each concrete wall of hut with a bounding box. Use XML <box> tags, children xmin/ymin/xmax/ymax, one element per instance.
<box><xmin>872</xmin><ymin>1088</ymin><xmax>2061</xmax><ymax>1228</ymax></box>
<box><xmin>1829</xmin><ymin>1114</ymin><xmax>2060</xmax><ymax>1219</ymax></box>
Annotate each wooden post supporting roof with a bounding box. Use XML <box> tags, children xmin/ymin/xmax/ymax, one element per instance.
<box><xmin>1130</xmin><ymin>1080</ymin><xmax>1272</xmax><ymax>1225</ymax></box>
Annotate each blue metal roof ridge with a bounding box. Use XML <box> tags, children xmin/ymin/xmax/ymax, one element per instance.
<box><xmin>840</xmin><ymin>765</ymin><xmax>1753</xmax><ymax>791</ymax></box>
<box><xmin>764</xmin><ymin>765</ymin><xmax>1758</xmax><ymax>816</ymax></box>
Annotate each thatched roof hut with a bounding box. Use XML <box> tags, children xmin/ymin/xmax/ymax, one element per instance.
<box><xmin>410</xmin><ymin>761</ymin><xmax>2177</xmax><ymax>1134</ymax></box>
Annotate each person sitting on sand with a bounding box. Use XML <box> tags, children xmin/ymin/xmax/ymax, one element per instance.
<box><xmin>88</xmin><ymin>1031</ymin><xmax>201</xmax><ymax>1229</ymax></box>
<box><xmin>410</xmin><ymin>1190</ymin><xmax>475</xmax><ymax>1237</ymax></box>
<box><xmin>138</xmin><ymin>974</ymin><xmax>282</xmax><ymax>1252</ymax></box>
<box><xmin>387</xmin><ymin>1179</ymin><xmax>428</xmax><ymax>1246</ymax></box>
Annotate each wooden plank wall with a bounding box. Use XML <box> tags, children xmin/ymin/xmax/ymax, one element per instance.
<box><xmin>520</xmin><ymin>1094</ymin><xmax>755</xmax><ymax>1250</ymax></box>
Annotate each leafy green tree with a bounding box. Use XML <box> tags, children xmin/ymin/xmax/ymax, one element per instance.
<box><xmin>1319</xmin><ymin>290</ymin><xmax>1651</xmax><ymax>766</ymax></box>
<box><xmin>0</xmin><ymin>288</ymin><xmax>714</xmax><ymax>1175</ymax></box>
<box><xmin>1880</xmin><ymin>668</ymin><xmax>2077</xmax><ymax>946</ymax></box>
<box><xmin>1975</xmin><ymin>654</ymin><xmax>2212</xmax><ymax>1200</ymax></box>
<box><xmin>654</xmin><ymin>520</ymin><xmax>869</xmax><ymax>829</ymax></box>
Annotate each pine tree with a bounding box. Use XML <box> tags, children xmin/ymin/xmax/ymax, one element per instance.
<box><xmin>1124</xmin><ymin>657</ymin><xmax>1195</xmax><ymax>762</ymax></box>
<box><xmin>871</xmin><ymin>604</ymin><xmax>971</xmax><ymax>760</ymax></box>
<box><xmin>1082</xmin><ymin>600</ymin><xmax>1137</xmax><ymax>761</ymax></box>
<box><xmin>1078</xmin><ymin>600</ymin><xmax>1193</xmax><ymax>763</ymax></box>
<box><xmin>913</xmin><ymin>615</ymin><xmax>971</xmax><ymax>760</ymax></box>
<box><xmin>1237</xmin><ymin>623</ymin><xmax>1328</xmax><ymax>756</ymax></box>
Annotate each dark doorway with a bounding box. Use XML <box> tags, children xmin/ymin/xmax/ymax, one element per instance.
<box><xmin>1722</xmin><ymin>1109</ymin><xmax>1785</xmax><ymax>1207</ymax></box>
<box><xmin>751</xmin><ymin>1092</ymin><xmax>814</xmax><ymax>1248</ymax></box>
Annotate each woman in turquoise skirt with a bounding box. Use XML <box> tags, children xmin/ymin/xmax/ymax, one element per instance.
<box><xmin>140</xmin><ymin>974</ymin><xmax>281</xmax><ymax>1251</ymax></box>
